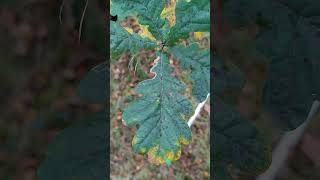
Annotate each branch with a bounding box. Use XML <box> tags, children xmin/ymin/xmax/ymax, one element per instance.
<box><xmin>256</xmin><ymin>100</ymin><xmax>320</xmax><ymax>180</ymax></box>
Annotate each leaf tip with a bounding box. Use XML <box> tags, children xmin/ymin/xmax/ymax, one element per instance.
<box><xmin>148</xmin><ymin>146</ymin><xmax>166</xmax><ymax>165</ymax></box>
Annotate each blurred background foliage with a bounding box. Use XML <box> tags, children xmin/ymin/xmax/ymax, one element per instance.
<box><xmin>214</xmin><ymin>20</ymin><xmax>320</xmax><ymax>180</ymax></box>
<box><xmin>0</xmin><ymin>0</ymin><xmax>106</xmax><ymax>179</ymax></box>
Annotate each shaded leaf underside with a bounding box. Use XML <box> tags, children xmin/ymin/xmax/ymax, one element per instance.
<box><xmin>76</xmin><ymin>63</ymin><xmax>107</xmax><ymax>104</ymax></box>
<box><xmin>212</xmin><ymin>56</ymin><xmax>246</xmax><ymax>94</ymax></box>
<box><xmin>37</xmin><ymin>112</ymin><xmax>107</xmax><ymax>180</ymax></box>
<box><xmin>212</xmin><ymin>96</ymin><xmax>271</xmax><ymax>177</ymax></box>
<box><xmin>223</xmin><ymin>0</ymin><xmax>320</xmax><ymax>130</ymax></box>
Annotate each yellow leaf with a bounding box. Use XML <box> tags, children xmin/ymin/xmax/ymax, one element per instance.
<box><xmin>147</xmin><ymin>146</ymin><xmax>166</xmax><ymax>165</ymax></box>
<box><xmin>179</xmin><ymin>136</ymin><xmax>191</xmax><ymax>145</ymax></box>
<box><xmin>138</xmin><ymin>24</ymin><xmax>156</xmax><ymax>41</ymax></box>
<box><xmin>123</xmin><ymin>22</ymin><xmax>156</xmax><ymax>41</ymax></box>
<box><xmin>160</xmin><ymin>0</ymin><xmax>177</xmax><ymax>27</ymax></box>
<box><xmin>147</xmin><ymin>145</ymin><xmax>182</xmax><ymax>165</ymax></box>
<box><xmin>194</xmin><ymin>32</ymin><xmax>205</xmax><ymax>41</ymax></box>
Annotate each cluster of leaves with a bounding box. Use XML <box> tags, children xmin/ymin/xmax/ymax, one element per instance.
<box><xmin>37</xmin><ymin>0</ymin><xmax>209</xmax><ymax>179</ymax></box>
<box><xmin>34</xmin><ymin>1</ymin><xmax>109</xmax><ymax>179</ymax></box>
<box><xmin>37</xmin><ymin>63</ymin><xmax>108</xmax><ymax>180</ymax></box>
<box><xmin>111</xmin><ymin>0</ymin><xmax>210</xmax><ymax>165</ymax></box>
<box><xmin>212</xmin><ymin>57</ymin><xmax>271</xmax><ymax>179</ymax></box>
<box><xmin>35</xmin><ymin>0</ymin><xmax>320</xmax><ymax>179</ymax></box>
<box><xmin>212</xmin><ymin>0</ymin><xmax>320</xmax><ymax>179</ymax></box>
<box><xmin>223</xmin><ymin>0</ymin><xmax>320</xmax><ymax>130</ymax></box>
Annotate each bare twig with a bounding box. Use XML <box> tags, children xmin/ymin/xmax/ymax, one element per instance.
<box><xmin>257</xmin><ymin>100</ymin><xmax>320</xmax><ymax>180</ymax></box>
<box><xmin>134</xmin><ymin>58</ymin><xmax>139</xmax><ymax>76</ymax></box>
<box><xmin>78</xmin><ymin>0</ymin><xmax>89</xmax><ymax>42</ymax></box>
<box><xmin>59</xmin><ymin>0</ymin><xmax>65</xmax><ymax>24</ymax></box>
<box><xmin>128</xmin><ymin>54</ymin><xmax>137</xmax><ymax>71</ymax></box>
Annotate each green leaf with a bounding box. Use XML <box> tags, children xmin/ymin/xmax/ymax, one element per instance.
<box><xmin>111</xmin><ymin>0</ymin><xmax>211</xmax><ymax>166</ymax></box>
<box><xmin>223</xmin><ymin>0</ymin><xmax>320</xmax><ymax>130</ymax></box>
<box><xmin>111</xmin><ymin>0</ymin><xmax>167</xmax><ymax>40</ymax></box>
<box><xmin>110</xmin><ymin>21</ymin><xmax>157</xmax><ymax>59</ymax></box>
<box><xmin>37</xmin><ymin>112</ymin><xmax>107</xmax><ymax>180</ymax></box>
<box><xmin>110</xmin><ymin>0</ymin><xmax>137</xmax><ymax>21</ymax></box>
<box><xmin>122</xmin><ymin>52</ymin><xmax>192</xmax><ymax>165</ymax></box>
<box><xmin>135</xmin><ymin>0</ymin><xmax>167</xmax><ymax>40</ymax></box>
<box><xmin>213</xmin><ymin>163</ymin><xmax>233</xmax><ymax>180</ymax></box>
<box><xmin>263</xmin><ymin>58</ymin><xmax>315</xmax><ymax>131</ymax></box>
<box><xmin>169</xmin><ymin>43</ymin><xmax>210</xmax><ymax>102</ymax></box>
<box><xmin>76</xmin><ymin>63</ymin><xmax>107</xmax><ymax>104</ymax></box>
<box><xmin>212</xmin><ymin>96</ymin><xmax>271</xmax><ymax>175</ymax></box>
<box><xmin>165</xmin><ymin>0</ymin><xmax>210</xmax><ymax>45</ymax></box>
<box><xmin>213</xmin><ymin>56</ymin><xmax>246</xmax><ymax>94</ymax></box>
<box><xmin>223</xmin><ymin>0</ymin><xmax>320</xmax><ymax>86</ymax></box>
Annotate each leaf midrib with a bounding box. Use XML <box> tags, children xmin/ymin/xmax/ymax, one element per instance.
<box><xmin>158</xmin><ymin>51</ymin><xmax>165</xmax><ymax>155</ymax></box>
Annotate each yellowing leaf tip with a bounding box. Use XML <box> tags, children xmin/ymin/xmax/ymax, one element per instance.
<box><xmin>160</xmin><ymin>0</ymin><xmax>177</xmax><ymax>27</ymax></box>
<box><xmin>179</xmin><ymin>136</ymin><xmax>191</xmax><ymax>145</ymax></box>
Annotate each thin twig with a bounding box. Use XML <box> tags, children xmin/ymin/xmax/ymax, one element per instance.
<box><xmin>78</xmin><ymin>0</ymin><xmax>89</xmax><ymax>42</ymax></box>
<box><xmin>134</xmin><ymin>59</ymin><xmax>139</xmax><ymax>76</ymax></box>
<box><xmin>128</xmin><ymin>54</ymin><xmax>137</xmax><ymax>71</ymax></box>
<box><xmin>59</xmin><ymin>0</ymin><xmax>65</xmax><ymax>24</ymax></box>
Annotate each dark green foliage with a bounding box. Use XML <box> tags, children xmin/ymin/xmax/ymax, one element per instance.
<box><xmin>38</xmin><ymin>62</ymin><xmax>108</xmax><ymax>180</ymax></box>
<box><xmin>212</xmin><ymin>56</ymin><xmax>246</xmax><ymax>94</ymax></box>
<box><xmin>72</xmin><ymin>0</ymin><xmax>107</xmax><ymax>56</ymax></box>
<box><xmin>213</xmin><ymin>163</ymin><xmax>233</xmax><ymax>180</ymax></box>
<box><xmin>263</xmin><ymin>58</ymin><xmax>315</xmax><ymax>131</ymax></box>
<box><xmin>37</xmin><ymin>112</ymin><xmax>107</xmax><ymax>180</ymax></box>
<box><xmin>212</xmin><ymin>96</ymin><xmax>271</xmax><ymax>177</ymax></box>
<box><xmin>223</xmin><ymin>0</ymin><xmax>320</xmax><ymax>130</ymax></box>
<box><xmin>211</xmin><ymin>0</ymin><xmax>320</xmax><ymax>178</ymax></box>
<box><xmin>76</xmin><ymin>63</ymin><xmax>107</xmax><ymax>104</ymax></box>
<box><xmin>212</xmin><ymin>53</ymin><xmax>270</xmax><ymax>178</ymax></box>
